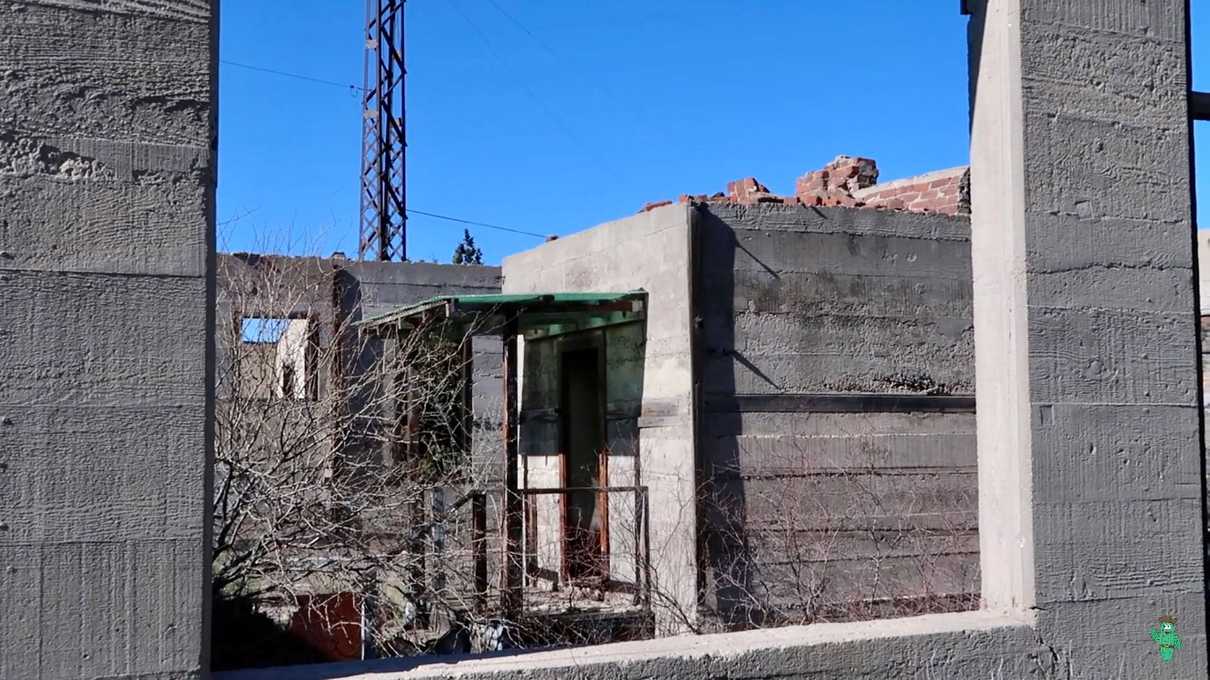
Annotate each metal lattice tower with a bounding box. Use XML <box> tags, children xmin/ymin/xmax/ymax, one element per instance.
<box><xmin>360</xmin><ymin>0</ymin><xmax>407</xmax><ymax>261</ymax></box>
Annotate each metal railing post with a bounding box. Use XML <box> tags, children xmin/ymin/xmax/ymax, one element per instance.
<box><xmin>472</xmin><ymin>490</ymin><xmax>488</xmax><ymax>612</ymax></box>
<box><xmin>633</xmin><ymin>486</ymin><xmax>643</xmax><ymax>606</ymax></box>
<box><xmin>642</xmin><ymin>487</ymin><xmax>652</xmax><ymax>609</ymax></box>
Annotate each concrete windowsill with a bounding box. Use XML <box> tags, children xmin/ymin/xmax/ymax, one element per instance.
<box><xmin>214</xmin><ymin>609</ymin><xmax>1034</xmax><ymax>680</ymax></box>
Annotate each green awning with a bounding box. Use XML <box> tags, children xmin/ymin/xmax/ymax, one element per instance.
<box><xmin>357</xmin><ymin>290</ymin><xmax>647</xmax><ymax>339</ymax></box>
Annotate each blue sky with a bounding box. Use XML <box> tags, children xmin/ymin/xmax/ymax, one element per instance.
<box><xmin>219</xmin><ymin>1</ymin><xmax>1210</xmax><ymax>264</ymax></box>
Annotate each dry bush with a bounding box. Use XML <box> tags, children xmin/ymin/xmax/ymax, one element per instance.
<box><xmin>694</xmin><ymin>435</ymin><xmax>979</xmax><ymax>631</ymax></box>
<box><xmin>212</xmin><ymin>254</ymin><xmax>505</xmax><ymax>663</ymax></box>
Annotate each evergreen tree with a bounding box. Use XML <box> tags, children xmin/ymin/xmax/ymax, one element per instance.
<box><xmin>451</xmin><ymin>229</ymin><xmax>484</xmax><ymax>265</ymax></box>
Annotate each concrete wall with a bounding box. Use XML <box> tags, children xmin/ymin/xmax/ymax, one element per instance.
<box><xmin>693</xmin><ymin>202</ymin><xmax>978</xmax><ymax>626</ymax></box>
<box><xmin>503</xmin><ymin>206</ymin><xmax>699</xmax><ymax>632</ymax></box>
<box><xmin>216</xmin><ymin>611</ymin><xmax>1039</xmax><ymax>680</ymax></box>
<box><xmin>696</xmin><ymin>203</ymin><xmax>974</xmax><ymax>395</ymax></box>
<box><xmin>6</xmin><ymin>0</ymin><xmax>1204</xmax><ymax>676</ymax></box>
<box><xmin>0</xmin><ymin>0</ymin><xmax>215</xmax><ymax>677</ymax></box>
<box><xmin>967</xmin><ymin>0</ymin><xmax>1207</xmax><ymax>674</ymax></box>
<box><xmin>216</xmin><ymin>255</ymin><xmax>337</xmax><ymax>403</ymax></box>
<box><xmin>1199</xmin><ymin>232</ymin><xmax>1210</xmax><ymax>314</ymax></box>
<box><xmin>216</xmin><ymin>253</ymin><xmax>500</xmax><ymax>404</ymax></box>
<box><xmin>346</xmin><ymin>260</ymin><xmax>502</xmax><ymax>321</ymax></box>
<box><xmin>1198</xmin><ymin>235</ymin><xmax>1210</xmax><ymax>405</ymax></box>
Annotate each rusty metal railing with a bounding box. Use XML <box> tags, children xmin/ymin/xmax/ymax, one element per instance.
<box><xmin>516</xmin><ymin>485</ymin><xmax>652</xmax><ymax>612</ymax></box>
<box><xmin>414</xmin><ymin>485</ymin><xmax>651</xmax><ymax>623</ymax></box>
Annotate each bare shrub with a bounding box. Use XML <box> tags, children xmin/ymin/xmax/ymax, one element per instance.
<box><xmin>212</xmin><ymin>254</ymin><xmax>503</xmax><ymax>664</ymax></box>
<box><xmin>694</xmin><ymin>434</ymin><xmax>979</xmax><ymax>631</ymax></box>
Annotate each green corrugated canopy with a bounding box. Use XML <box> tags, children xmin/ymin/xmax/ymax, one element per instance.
<box><xmin>357</xmin><ymin>291</ymin><xmax>647</xmax><ymax>339</ymax></box>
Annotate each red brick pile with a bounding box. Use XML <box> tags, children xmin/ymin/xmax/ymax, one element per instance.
<box><xmin>793</xmin><ymin>155</ymin><xmax>880</xmax><ymax>207</ymax></box>
<box><xmin>639</xmin><ymin>156</ymin><xmax>970</xmax><ymax>217</ymax></box>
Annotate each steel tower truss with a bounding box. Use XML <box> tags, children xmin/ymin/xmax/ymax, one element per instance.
<box><xmin>360</xmin><ymin>0</ymin><xmax>407</xmax><ymax>261</ymax></box>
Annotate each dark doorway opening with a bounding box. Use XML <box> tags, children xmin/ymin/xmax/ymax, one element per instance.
<box><xmin>560</xmin><ymin>347</ymin><xmax>608</xmax><ymax>583</ymax></box>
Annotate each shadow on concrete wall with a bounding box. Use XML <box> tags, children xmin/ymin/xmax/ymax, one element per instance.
<box><xmin>693</xmin><ymin>207</ymin><xmax>759</xmax><ymax>629</ymax></box>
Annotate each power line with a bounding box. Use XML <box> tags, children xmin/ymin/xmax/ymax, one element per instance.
<box><xmin>215</xmin><ymin>59</ymin><xmax>550</xmax><ymax>241</ymax></box>
<box><xmin>407</xmin><ymin>208</ymin><xmax>548</xmax><ymax>238</ymax></box>
<box><xmin>483</xmin><ymin>0</ymin><xmax>559</xmax><ymax>58</ymax></box>
<box><xmin>220</xmin><ymin>59</ymin><xmax>366</xmax><ymax>93</ymax></box>
<box><xmin>444</xmin><ymin>0</ymin><xmax>594</xmax><ymax>154</ymax></box>
<box><xmin>480</xmin><ymin>0</ymin><xmax>645</xmax><ymax>136</ymax></box>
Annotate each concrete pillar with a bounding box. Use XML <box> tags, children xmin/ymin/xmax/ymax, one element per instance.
<box><xmin>969</xmin><ymin>0</ymin><xmax>1207</xmax><ymax>672</ymax></box>
<box><xmin>0</xmin><ymin>1</ymin><xmax>215</xmax><ymax>678</ymax></box>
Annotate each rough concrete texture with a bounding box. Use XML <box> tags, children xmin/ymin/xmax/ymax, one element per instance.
<box><xmin>700</xmin><ymin>409</ymin><xmax>978</xmax><ymax>622</ymax></box>
<box><xmin>0</xmin><ymin>0</ymin><xmax>214</xmax><ymax>677</ymax></box>
<box><xmin>693</xmin><ymin>202</ymin><xmax>978</xmax><ymax>623</ymax></box>
<box><xmin>1198</xmin><ymin>232</ymin><xmax>1210</xmax><ymax>315</ymax></box>
<box><xmin>502</xmin><ymin>205</ymin><xmax>700</xmax><ymax>632</ymax></box>
<box><xmin>697</xmin><ymin>202</ymin><xmax>975</xmax><ymax>395</ymax></box>
<box><xmin>968</xmin><ymin>0</ymin><xmax>1207</xmax><ymax>676</ymax></box>
<box><xmin>345</xmin><ymin>259</ymin><xmax>501</xmax><ymax>320</ymax></box>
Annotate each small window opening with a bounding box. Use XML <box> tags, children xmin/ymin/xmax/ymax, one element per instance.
<box><xmin>241</xmin><ymin>316</ymin><xmax>289</xmax><ymax>344</ymax></box>
<box><xmin>236</xmin><ymin>315</ymin><xmax>315</xmax><ymax>401</ymax></box>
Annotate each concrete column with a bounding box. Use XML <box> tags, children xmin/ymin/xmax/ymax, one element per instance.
<box><xmin>968</xmin><ymin>0</ymin><xmax>1034</xmax><ymax>616</ymax></box>
<box><xmin>970</xmin><ymin>0</ymin><xmax>1207</xmax><ymax>672</ymax></box>
<box><xmin>0</xmin><ymin>1</ymin><xmax>215</xmax><ymax>678</ymax></box>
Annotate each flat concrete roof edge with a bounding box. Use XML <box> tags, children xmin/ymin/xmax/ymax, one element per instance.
<box><xmin>698</xmin><ymin>198</ymin><xmax>971</xmax><ymax>222</ymax></box>
<box><xmin>501</xmin><ymin>203</ymin><xmax>692</xmax><ymax>270</ymax></box>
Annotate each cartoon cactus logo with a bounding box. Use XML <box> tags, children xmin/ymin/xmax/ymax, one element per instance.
<box><xmin>1150</xmin><ymin>615</ymin><xmax>1182</xmax><ymax>663</ymax></box>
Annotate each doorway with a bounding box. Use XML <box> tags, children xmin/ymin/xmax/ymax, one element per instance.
<box><xmin>560</xmin><ymin>346</ymin><xmax>608</xmax><ymax>583</ymax></box>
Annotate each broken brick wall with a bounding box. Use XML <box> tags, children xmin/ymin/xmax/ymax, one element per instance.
<box><xmin>642</xmin><ymin>156</ymin><xmax>971</xmax><ymax>217</ymax></box>
<box><xmin>852</xmin><ymin>166</ymin><xmax>970</xmax><ymax>216</ymax></box>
